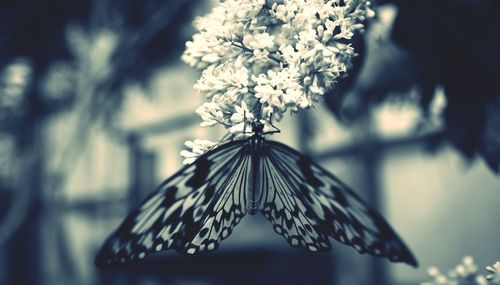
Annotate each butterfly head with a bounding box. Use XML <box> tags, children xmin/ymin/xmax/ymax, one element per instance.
<box><xmin>251</xmin><ymin>121</ymin><xmax>264</xmax><ymax>135</ymax></box>
<box><xmin>248</xmin><ymin>120</ymin><xmax>280</xmax><ymax>137</ymax></box>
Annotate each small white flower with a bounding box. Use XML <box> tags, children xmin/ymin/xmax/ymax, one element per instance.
<box><xmin>486</xmin><ymin>261</ymin><xmax>500</xmax><ymax>283</ymax></box>
<box><xmin>463</xmin><ymin>256</ymin><xmax>478</xmax><ymax>274</ymax></box>
<box><xmin>230</xmin><ymin>101</ymin><xmax>254</xmax><ymax>124</ymax></box>
<box><xmin>285</xmin><ymin>87</ymin><xmax>309</xmax><ymax>109</ymax></box>
<box><xmin>229</xmin><ymin>122</ymin><xmax>247</xmax><ymax>135</ymax></box>
<box><xmin>253</xmin><ymin>48</ymin><xmax>270</xmax><ymax>62</ymax></box>
<box><xmin>196</xmin><ymin>102</ymin><xmax>224</xmax><ymax>127</ymax></box>
<box><xmin>423</xmin><ymin>257</ymin><xmax>500</xmax><ymax>285</ymax></box>
<box><xmin>243</xmin><ymin>32</ymin><xmax>275</xmax><ymax>51</ymax></box>
<box><xmin>180</xmin><ymin>139</ymin><xmax>216</xmax><ymax>165</ymax></box>
<box><xmin>476</xmin><ymin>275</ymin><xmax>489</xmax><ymax>285</ymax></box>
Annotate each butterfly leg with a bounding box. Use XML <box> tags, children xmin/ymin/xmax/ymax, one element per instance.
<box><xmin>263</xmin><ymin>112</ymin><xmax>281</xmax><ymax>135</ymax></box>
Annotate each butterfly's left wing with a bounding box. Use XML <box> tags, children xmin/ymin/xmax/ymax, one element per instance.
<box><xmin>259</xmin><ymin>140</ymin><xmax>418</xmax><ymax>267</ymax></box>
<box><xmin>95</xmin><ymin>140</ymin><xmax>252</xmax><ymax>266</ymax></box>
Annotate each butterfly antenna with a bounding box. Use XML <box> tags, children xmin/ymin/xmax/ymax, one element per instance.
<box><xmin>219</xmin><ymin>132</ymin><xmax>232</xmax><ymax>142</ymax></box>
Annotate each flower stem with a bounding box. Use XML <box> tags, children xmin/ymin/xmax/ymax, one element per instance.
<box><xmin>230</xmin><ymin>41</ymin><xmax>285</xmax><ymax>66</ymax></box>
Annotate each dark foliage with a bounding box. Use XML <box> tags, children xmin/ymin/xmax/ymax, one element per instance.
<box><xmin>325</xmin><ymin>0</ymin><xmax>500</xmax><ymax>173</ymax></box>
<box><xmin>391</xmin><ymin>0</ymin><xmax>500</xmax><ymax>172</ymax></box>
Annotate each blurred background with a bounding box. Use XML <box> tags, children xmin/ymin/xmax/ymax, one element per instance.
<box><xmin>0</xmin><ymin>0</ymin><xmax>499</xmax><ymax>284</ymax></box>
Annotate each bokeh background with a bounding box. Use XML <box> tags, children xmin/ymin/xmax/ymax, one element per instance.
<box><xmin>1</xmin><ymin>0</ymin><xmax>499</xmax><ymax>284</ymax></box>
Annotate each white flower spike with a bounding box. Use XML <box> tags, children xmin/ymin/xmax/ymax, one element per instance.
<box><xmin>182</xmin><ymin>0</ymin><xmax>373</xmax><ymax>163</ymax></box>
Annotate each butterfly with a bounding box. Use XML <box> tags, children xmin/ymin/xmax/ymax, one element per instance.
<box><xmin>95</xmin><ymin>121</ymin><xmax>417</xmax><ymax>267</ymax></box>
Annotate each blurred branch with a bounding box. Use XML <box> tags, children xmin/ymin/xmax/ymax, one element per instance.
<box><xmin>97</xmin><ymin>0</ymin><xmax>195</xmax><ymax>96</ymax></box>
<box><xmin>0</xmin><ymin>147</ymin><xmax>38</xmax><ymax>244</ymax></box>
<box><xmin>52</xmin><ymin>0</ymin><xmax>198</xmax><ymax>191</ymax></box>
<box><xmin>127</xmin><ymin>113</ymin><xmax>199</xmax><ymax>137</ymax></box>
<box><xmin>314</xmin><ymin>129</ymin><xmax>445</xmax><ymax>160</ymax></box>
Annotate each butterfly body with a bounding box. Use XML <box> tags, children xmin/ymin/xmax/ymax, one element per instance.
<box><xmin>247</xmin><ymin>126</ymin><xmax>265</xmax><ymax>215</ymax></box>
<box><xmin>96</xmin><ymin>123</ymin><xmax>417</xmax><ymax>267</ymax></box>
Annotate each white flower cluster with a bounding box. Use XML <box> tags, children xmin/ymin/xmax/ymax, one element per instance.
<box><xmin>180</xmin><ymin>139</ymin><xmax>217</xmax><ymax>165</ymax></box>
<box><xmin>181</xmin><ymin>0</ymin><xmax>373</xmax><ymax>163</ymax></box>
<box><xmin>421</xmin><ymin>257</ymin><xmax>500</xmax><ymax>285</ymax></box>
<box><xmin>486</xmin><ymin>262</ymin><xmax>500</xmax><ymax>283</ymax></box>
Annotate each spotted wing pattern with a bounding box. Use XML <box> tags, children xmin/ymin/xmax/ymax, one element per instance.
<box><xmin>95</xmin><ymin>140</ymin><xmax>251</xmax><ymax>266</ymax></box>
<box><xmin>260</xmin><ymin>140</ymin><xmax>418</xmax><ymax>266</ymax></box>
<box><xmin>259</xmin><ymin>146</ymin><xmax>332</xmax><ymax>252</ymax></box>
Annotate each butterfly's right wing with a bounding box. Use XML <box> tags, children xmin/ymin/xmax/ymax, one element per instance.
<box><xmin>95</xmin><ymin>140</ymin><xmax>251</xmax><ymax>266</ymax></box>
<box><xmin>260</xmin><ymin>140</ymin><xmax>417</xmax><ymax>267</ymax></box>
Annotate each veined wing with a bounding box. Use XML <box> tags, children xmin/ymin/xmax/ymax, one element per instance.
<box><xmin>258</xmin><ymin>144</ymin><xmax>331</xmax><ymax>253</ymax></box>
<box><xmin>95</xmin><ymin>139</ymin><xmax>251</xmax><ymax>266</ymax></box>
<box><xmin>260</xmin><ymin>140</ymin><xmax>418</xmax><ymax>266</ymax></box>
